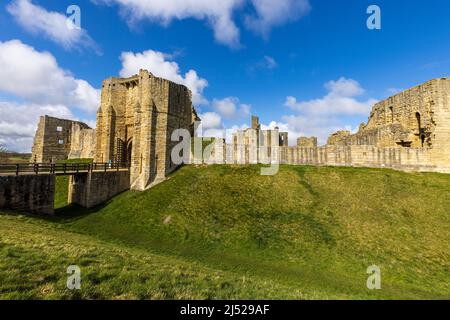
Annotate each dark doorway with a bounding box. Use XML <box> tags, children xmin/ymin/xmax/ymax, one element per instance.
<box><xmin>416</xmin><ymin>112</ymin><xmax>421</xmax><ymax>131</ymax></box>
<box><xmin>126</xmin><ymin>140</ymin><xmax>133</xmax><ymax>166</ymax></box>
<box><xmin>416</xmin><ymin>112</ymin><xmax>425</xmax><ymax>147</ymax></box>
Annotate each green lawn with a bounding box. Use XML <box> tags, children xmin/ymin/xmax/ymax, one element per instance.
<box><xmin>1</xmin><ymin>165</ymin><xmax>449</xmax><ymax>299</ymax></box>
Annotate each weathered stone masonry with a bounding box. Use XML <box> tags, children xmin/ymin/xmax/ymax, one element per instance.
<box><xmin>29</xmin><ymin>69</ymin><xmax>200</xmax><ymax>196</ymax></box>
<box><xmin>68</xmin><ymin>171</ymin><xmax>130</xmax><ymax>208</ymax></box>
<box><xmin>201</xmin><ymin>78</ymin><xmax>450</xmax><ymax>174</ymax></box>
<box><xmin>95</xmin><ymin>69</ymin><xmax>199</xmax><ymax>191</ymax></box>
<box><xmin>2</xmin><ymin>76</ymin><xmax>449</xmax><ymax>216</ymax></box>
<box><xmin>30</xmin><ymin>77</ymin><xmax>450</xmax><ymax>175</ymax></box>
<box><xmin>0</xmin><ymin>174</ymin><xmax>55</xmax><ymax>215</ymax></box>
<box><xmin>31</xmin><ymin>115</ymin><xmax>95</xmax><ymax>163</ymax></box>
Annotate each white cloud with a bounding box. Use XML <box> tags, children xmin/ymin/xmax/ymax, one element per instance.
<box><xmin>245</xmin><ymin>0</ymin><xmax>311</xmax><ymax>38</ymax></box>
<box><xmin>280</xmin><ymin>77</ymin><xmax>377</xmax><ymax>145</ymax></box>
<box><xmin>94</xmin><ymin>0</ymin><xmax>243</xmax><ymax>48</ymax></box>
<box><xmin>0</xmin><ymin>40</ymin><xmax>100</xmax><ymax>113</ymax></box>
<box><xmin>212</xmin><ymin>97</ymin><xmax>251</xmax><ymax>119</ymax></box>
<box><xmin>285</xmin><ymin>77</ymin><xmax>376</xmax><ymax>116</ymax></box>
<box><xmin>197</xmin><ymin>112</ymin><xmax>252</xmax><ymax>143</ymax></box>
<box><xmin>7</xmin><ymin>0</ymin><xmax>100</xmax><ymax>53</ymax></box>
<box><xmin>0</xmin><ymin>101</ymin><xmax>74</xmax><ymax>152</ymax></box>
<box><xmin>0</xmin><ymin>40</ymin><xmax>100</xmax><ymax>152</ymax></box>
<box><xmin>119</xmin><ymin>49</ymin><xmax>208</xmax><ymax>105</ymax></box>
<box><xmin>93</xmin><ymin>0</ymin><xmax>311</xmax><ymax>48</ymax></box>
<box><xmin>199</xmin><ymin>112</ymin><xmax>223</xmax><ymax>130</ymax></box>
<box><xmin>197</xmin><ymin>111</ymin><xmax>226</xmax><ymax>140</ymax></box>
<box><xmin>261</xmin><ymin>55</ymin><xmax>278</xmax><ymax>69</ymax></box>
<box><xmin>277</xmin><ymin>115</ymin><xmax>358</xmax><ymax>146</ymax></box>
<box><xmin>247</xmin><ymin>55</ymin><xmax>278</xmax><ymax>74</ymax></box>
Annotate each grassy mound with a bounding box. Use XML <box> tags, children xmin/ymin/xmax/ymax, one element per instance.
<box><xmin>1</xmin><ymin>165</ymin><xmax>449</xmax><ymax>299</ymax></box>
<box><xmin>0</xmin><ymin>214</ymin><xmax>306</xmax><ymax>299</ymax></box>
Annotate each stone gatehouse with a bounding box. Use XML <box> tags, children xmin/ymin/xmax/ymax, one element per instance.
<box><xmin>94</xmin><ymin>69</ymin><xmax>200</xmax><ymax>190</ymax></box>
<box><xmin>30</xmin><ymin>69</ymin><xmax>200</xmax><ymax>191</ymax></box>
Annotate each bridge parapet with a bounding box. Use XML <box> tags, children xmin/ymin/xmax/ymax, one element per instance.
<box><xmin>0</xmin><ymin>162</ymin><xmax>129</xmax><ymax>176</ymax></box>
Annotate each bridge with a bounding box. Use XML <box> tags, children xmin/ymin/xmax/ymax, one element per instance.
<box><xmin>0</xmin><ymin>162</ymin><xmax>129</xmax><ymax>176</ymax></box>
<box><xmin>0</xmin><ymin>162</ymin><xmax>131</xmax><ymax>216</ymax></box>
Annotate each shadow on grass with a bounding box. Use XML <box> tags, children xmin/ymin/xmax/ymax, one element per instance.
<box><xmin>0</xmin><ymin>200</ymin><xmax>110</xmax><ymax>224</ymax></box>
<box><xmin>52</xmin><ymin>202</ymin><xmax>107</xmax><ymax>221</ymax></box>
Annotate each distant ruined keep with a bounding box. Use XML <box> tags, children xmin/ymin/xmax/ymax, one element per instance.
<box><xmin>32</xmin><ymin>76</ymin><xmax>450</xmax><ymax>190</ymax></box>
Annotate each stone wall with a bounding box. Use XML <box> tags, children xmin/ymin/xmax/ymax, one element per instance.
<box><xmin>230</xmin><ymin>123</ymin><xmax>288</xmax><ymax>165</ymax></box>
<box><xmin>195</xmin><ymin>79</ymin><xmax>450</xmax><ymax>174</ymax></box>
<box><xmin>68</xmin><ymin>170</ymin><xmax>130</xmax><ymax>208</ymax></box>
<box><xmin>297</xmin><ymin>137</ymin><xmax>317</xmax><ymax>147</ymax></box>
<box><xmin>95</xmin><ymin>69</ymin><xmax>199</xmax><ymax>191</ymax></box>
<box><xmin>0</xmin><ymin>174</ymin><xmax>55</xmax><ymax>215</ymax></box>
<box><xmin>31</xmin><ymin>115</ymin><xmax>95</xmax><ymax>163</ymax></box>
<box><xmin>279</xmin><ymin>145</ymin><xmax>436</xmax><ymax>172</ymax></box>
<box><xmin>191</xmin><ymin>138</ymin><xmax>227</xmax><ymax>165</ymax></box>
<box><xmin>68</xmin><ymin>125</ymin><xmax>96</xmax><ymax>159</ymax></box>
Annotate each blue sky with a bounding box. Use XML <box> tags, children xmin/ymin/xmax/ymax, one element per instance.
<box><xmin>1</xmin><ymin>0</ymin><xmax>450</xmax><ymax>152</ymax></box>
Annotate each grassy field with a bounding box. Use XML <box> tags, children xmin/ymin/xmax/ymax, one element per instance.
<box><xmin>0</xmin><ymin>153</ymin><xmax>31</xmax><ymax>163</ymax></box>
<box><xmin>1</xmin><ymin>164</ymin><xmax>449</xmax><ymax>299</ymax></box>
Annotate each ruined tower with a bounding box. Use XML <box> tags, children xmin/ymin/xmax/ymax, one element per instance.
<box><xmin>95</xmin><ymin>69</ymin><xmax>200</xmax><ymax>191</ymax></box>
<box><xmin>324</xmin><ymin>78</ymin><xmax>450</xmax><ymax>172</ymax></box>
<box><xmin>31</xmin><ymin>115</ymin><xmax>95</xmax><ymax>163</ymax></box>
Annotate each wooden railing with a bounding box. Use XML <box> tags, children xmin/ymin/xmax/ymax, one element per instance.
<box><xmin>0</xmin><ymin>162</ymin><xmax>130</xmax><ymax>176</ymax></box>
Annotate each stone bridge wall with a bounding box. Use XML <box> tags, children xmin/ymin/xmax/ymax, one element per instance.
<box><xmin>0</xmin><ymin>170</ymin><xmax>130</xmax><ymax>216</ymax></box>
<box><xmin>0</xmin><ymin>174</ymin><xmax>55</xmax><ymax>215</ymax></box>
<box><xmin>68</xmin><ymin>171</ymin><xmax>130</xmax><ymax>208</ymax></box>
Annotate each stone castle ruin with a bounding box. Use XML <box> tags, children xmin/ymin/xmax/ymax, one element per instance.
<box><xmin>8</xmin><ymin>74</ymin><xmax>447</xmax><ymax>215</ymax></box>
<box><xmin>195</xmin><ymin>78</ymin><xmax>450</xmax><ymax>173</ymax></box>
<box><xmin>94</xmin><ymin>69</ymin><xmax>199</xmax><ymax>190</ymax></box>
<box><xmin>31</xmin><ymin>116</ymin><xmax>95</xmax><ymax>163</ymax></box>
<box><xmin>31</xmin><ymin>75</ymin><xmax>450</xmax><ymax>191</ymax></box>
<box><xmin>31</xmin><ymin>69</ymin><xmax>200</xmax><ymax>191</ymax></box>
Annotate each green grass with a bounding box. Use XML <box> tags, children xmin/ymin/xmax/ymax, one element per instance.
<box><xmin>0</xmin><ymin>214</ymin><xmax>304</xmax><ymax>299</ymax></box>
<box><xmin>54</xmin><ymin>159</ymin><xmax>93</xmax><ymax>209</ymax></box>
<box><xmin>57</xmin><ymin>158</ymin><xmax>94</xmax><ymax>164</ymax></box>
<box><xmin>54</xmin><ymin>176</ymin><xmax>69</xmax><ymax>209</ymax></box>
<box><xmin>1</xmin><ymin>165</ymin><xmax>450</xmax><ymax>299</ymax></box>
